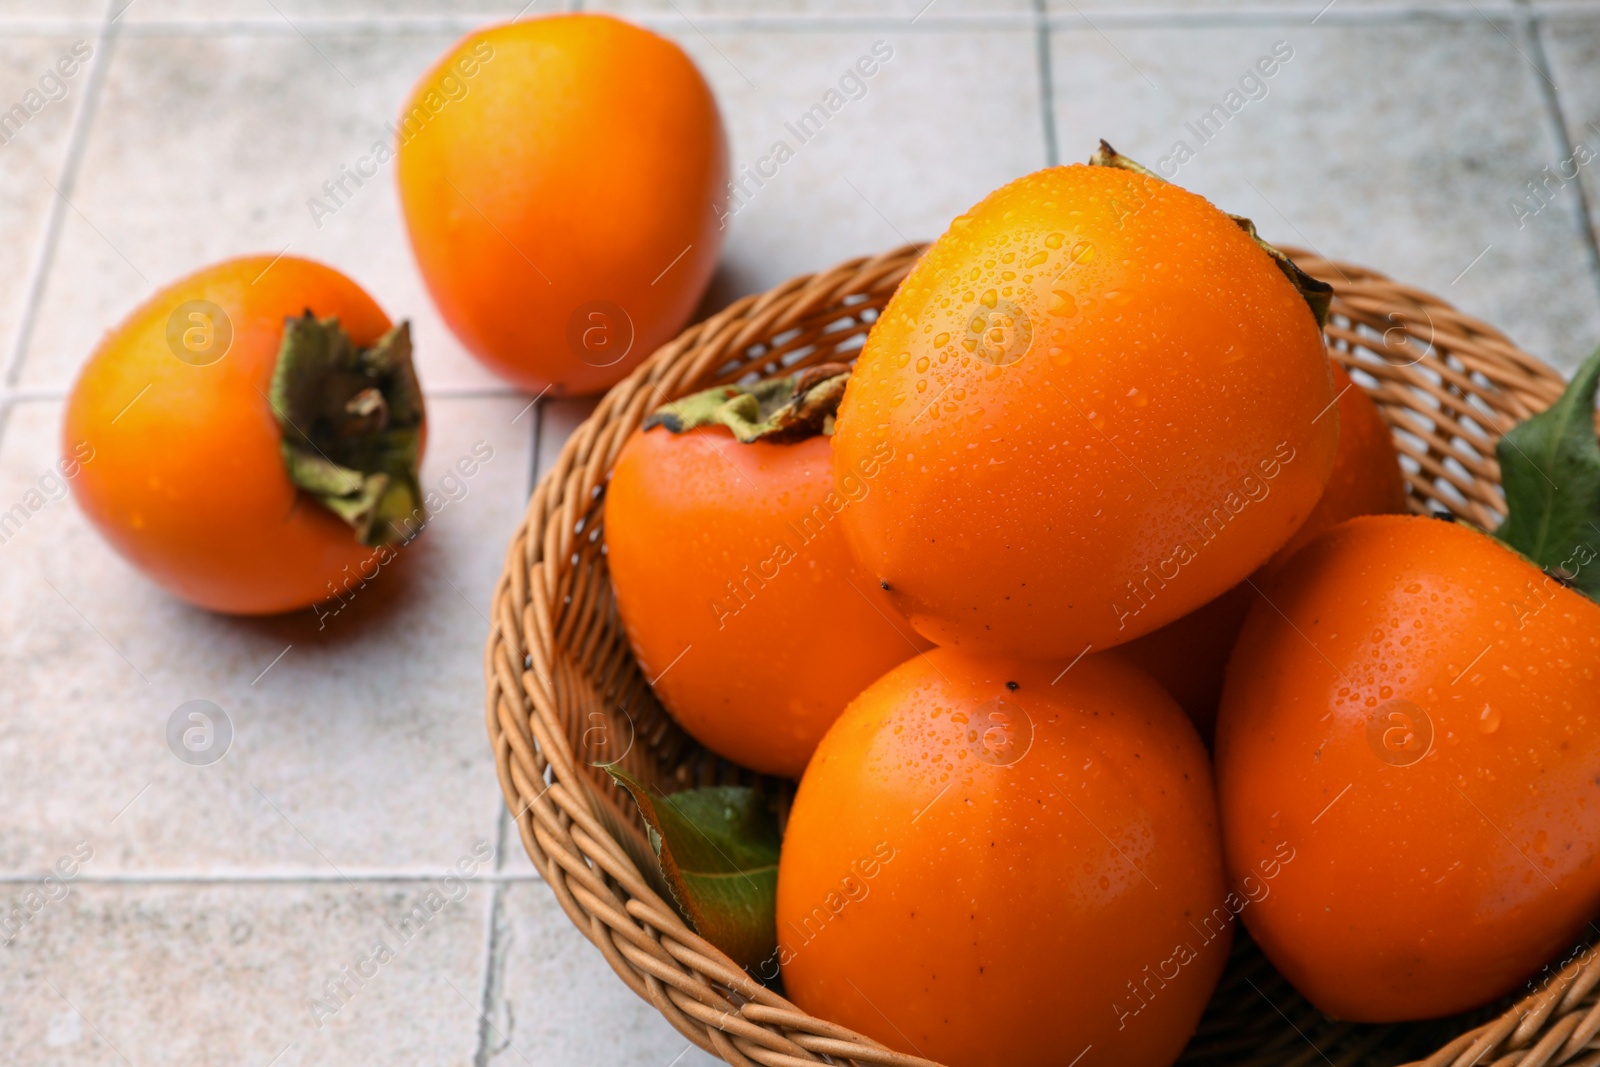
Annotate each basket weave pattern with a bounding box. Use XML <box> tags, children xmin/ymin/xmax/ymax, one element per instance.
<box><xmin>484</xmin><ymin>244</ymin><xmax>1594</xmax><ymax>1067</ymax></box>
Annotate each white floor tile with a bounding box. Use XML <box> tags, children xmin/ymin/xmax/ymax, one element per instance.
<box><xmin>669</xmin><ymin>24</ymin><xmax>1046</xmax><ymax>311</ymax></box>
<box><xmin>0</xmin><ymin>34</ymin><xmax>101</xmax><ymax>379</ymax></box>
<box><xmin>0</xmin><ymin>396</ymin><xmax>531</xmax><ymax>874</ymax></box>
<box><xmin>0</xmin><ymin>880</ymin><xmax>491</xmax><ymax>1066</ymax></box>
<box><xmin>1048</xmin><ymin>19</ymin><xmax>1600</xmax><ymax>375</ymax></box>
<box><xmin>1538</xmin><ymin>14</ymin><xmax>1600</xmax><ymax>367</ymax></box>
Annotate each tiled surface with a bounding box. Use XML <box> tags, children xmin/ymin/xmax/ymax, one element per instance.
<box><xmin>489</xmin><ymin>883</ymin><xmax>720</xmax><ymax>1065</ymax></box>
<box><xmin>0</xmin><ymin>34</ymin><xmax>98</xmax><ymax>384</ymax></box>
<box><xmin>0</xmin><ymin>396</ymin><xmax>528</xmax><ymax>875</ymax></box>
<box><xmin>1047</xmin><ymin>16</ymin><xmax>1600</xmax><ymax>373</ymax></box>
<box><xmin>15</xmin><ymin>27</ymin><xmax>504</xmax><ymax>393</ymax></box>
<box><xmin>2</xmin><ymin>0</ymin><xmax>1599</xmax><ymax>1064</ymax></box>
<box><xmin>680</xmin><ymin>23</ymin><xmax>1047</xmax><ymax>304</ymax></box>
<box><xmin>0</xmin><ymin>881</ymin><xmax>492</xmax><ymax>1065</ymax></box>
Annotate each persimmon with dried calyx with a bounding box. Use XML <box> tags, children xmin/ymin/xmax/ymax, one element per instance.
<box><xmin>64</xmin><ymin>255</ymin><xmax>426</xmax><ymax>615</ymax></box>
<box><xmin>832</xmin><ymin>142</ymin><xmax>1339</xmax><ymax>661</ymax></box>
<box><xmin>777</xmin><ymin>647</ymin><xmax>1229</xmax><ymax>1067</ymax></box>
<box><xmin>603</xmin><ymin>365</ymin><xmax>926</xmax><ymax>779</ymax></box>
<box><xmin>397</xmin><ymin>14</ymin><xmax>728</xmax><ymax>395</ymax></box>
<box><xmin>1119</xmin><ymin>361</ymin><xmax>1408</xmax><ymax>736</ymax></box>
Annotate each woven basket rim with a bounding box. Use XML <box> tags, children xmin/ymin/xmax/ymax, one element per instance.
<box><xmin>485</xmin><ymin>243</ymin><xmax>1592</xmax><ymax>1067</ymax></box>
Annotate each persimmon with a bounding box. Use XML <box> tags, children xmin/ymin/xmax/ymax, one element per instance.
<box><xmin>1120</xmin><ymin>362</ymin><xmax>1407</xmax><ymax>734</ymax></box>
<box><xmin>833</xmin><ymin>145</ymin><xmax>1338</xmax><ymax>661</ymax></box>
<box><xmin>1215</xmin><ymin>514</ymin><xmax>1600</xmax><ymax>1020</ymax></box>
<box><xmin>604</xmin><ymin>368</ymin><xmax>924</xmax><ymax>779</ymax></box>
<box><xmin>397</xmin><ymin>14</ymin><xmax>728</xmax><ymax>395</ymax></box>
<box><xmin>1112</xmin><ymin>584</ymin><xmax>1254</xmax><ymax>739</ymax></box>
<box><xmin>777</xmin><ymin>647</ymin><xmax>1230</xmax><ymax>1067</ymax></box>
<box><xmin>1263</xmin><ymin>361</ymin><xmax>1408</xmax><ymax>569</ymax></box>
<box><xmin>64</xmin><ymin>255</ymin><xmax>425</xmax><ymax>615</ymax></box>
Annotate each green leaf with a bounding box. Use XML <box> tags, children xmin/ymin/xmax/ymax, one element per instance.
<box><xmin>1495</xmin><ymin>348</ymin><xmax>1600</xmax><ymax>598</ymax></box>
<box><xmin>606</xmin><ymin>769</ymin><xmax>779</xmax><ymax>971</ymax></box>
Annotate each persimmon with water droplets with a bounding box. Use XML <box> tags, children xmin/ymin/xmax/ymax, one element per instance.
<box><xmin>832</xmin><ymin>148</ymin><xmax>1338</xmax><ymax>661</ymax></box>
<box><xmin>777</xmin><ymin>647</ymin><xmax>1229</xmax><ymax>1067</ymax></box>
<box><xmin>1215</xmin><ymin>514</ymin><xmax>1600</xmax><ymax>1020</ymax></box>
<box><xmin>1120</xmin><ymin>361</ymin><xmax>1408</xmax><ymax>735</ymax></box>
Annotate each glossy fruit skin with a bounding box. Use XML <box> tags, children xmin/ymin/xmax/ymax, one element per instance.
<box><xmin>1215</xmin><ymin>515</ymin><xmax>1600</xmax><ymax>1020</ymax></box>
<box><xmin>777</xmin><ymin>647</ymin><xmax>1230</xmax><ymax>1067</ymax></box>
<box><xmin>397</xmin><ymin>15</ymin><xmax>728</xmax><ymax>395</ymax></box>
<box><xmin>1263</xmin><ymin>362</ymin><xmax>1408</xmax><ymax>570</ymax></box>
<box><xmin>604</xmin><ymin>425</ymin><xmax>923</xmax><ymax>778</ymax></box>
<box><xmin>833</xmin><ymin>164</ymin><xmax>1338</xmax><ymax>661</ymax></box>
<box><xmin>63</xmin><ymin>256</ymin><xmax>405</xmax><ymax>615</ymax></box>
<box><xmin>1114</xmin><ymin>584</ymin><xmax>1254</xmax><ymax>740</ymax></box>
<box><xmin>1120</xmin><ymin>363</ymin><xmax>1407</xmax><ymax>735</ymax></box>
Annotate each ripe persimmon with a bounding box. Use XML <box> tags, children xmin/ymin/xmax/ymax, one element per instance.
<box><xmin>1263</xmin><ymin>361</ymin><xmax>1408</xmax><ymax>569</ymax></box>
<box><xmin>1215</xmin><ymin>515</ymin><xmax>1600</xmax><ymax>1020</ymax></box>
<box><xmin>1113</xmin><ymin>584</ymin><xmax>1254</xmax><ymax>739</ymax></box>
<box><xmin>604</xmin><ymin>369</ymin><xmax>924</xmax><ymax>778</ymax></box>
<box><xmin>777</xmin><ymin>647</ymin><xmax>1229</xmax><ymax>1067</ymax></box>
<box><xmin>397</xmin><ymin>14</ymin><xmax>727</xmax><ymax>395</ymax></box>
<box><xmin>64</xmin><ymin>256</ymin><xmax>425</xmax><ymax>615</ymax></box>
<box><xmin>1120</xmin><ymin>362</ymin><xmax>1407</xmax><ymax>735</ymax></box>
<box><xmin>833</xmin><ymin>147</ymin><xmax>1338</xmax><ymax>661</ymax></box>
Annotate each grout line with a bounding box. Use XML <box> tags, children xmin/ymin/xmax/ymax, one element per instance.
<box><xmin>471</xmin><ymin>807</ymin><xmax>514</xmax><ymax>1067</ymax></box>
<box><xmin>1033</xmin><ymin>0</ymin><xmax>1060</xmax><ymax>168</ymax></box>
<box><xmin>0</xmin><ymin>870</ymin><xmax>548</xmax><ymax>885</ymax></box>
<box><xmin>0</xmin><ymin>0</ymin><xmax>122</xmax><ymax>456</ymax></box>
<box><xmin>528</xmin><ymin>391</ymin><xmax>547</xmax><ymax>496</ymax></box>
<box><xmin>465</xmin><ymin>389</ymin><xmax>546</xmax><ymax>1067</ymax></box>
<box><xmin>470</xmin><ymin>822</ymin><xmax>511</xmax><ymax>1066</ymax></box>
<box><xmin>3</xmin><ymin>0</ymin><xmax>120</xmax><ymax>393</ymax></box>
<box><xmin>0</xmin><ymin>383</ymin><xmax>526</xmax><ymax>406</ymax></box>
<box><xmin>1520</xmin><ymin>3</ymin><xmax>1600</xmax><ymax>318</ymax></box>
<box><xmin>422</xmin><ymin>384</ymin><xmax>531</xmax><ymax>400</ymax></box>
<box><xmin>0</xmin><ymin>3</ymin><xmax>1558</xmax><ymax>39</ymax></box>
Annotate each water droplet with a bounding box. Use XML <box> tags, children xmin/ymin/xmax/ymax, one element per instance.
<box><xmin>1479</xmin><ymin>705</ymin><xmax>1501</xmax><ymax>734</ymax></box>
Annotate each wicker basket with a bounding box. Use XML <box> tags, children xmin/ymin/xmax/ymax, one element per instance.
<box><xmin>484</xmin><ymin>244</ymin><xmax>1595</xmax><ymax>1067</ymax></box>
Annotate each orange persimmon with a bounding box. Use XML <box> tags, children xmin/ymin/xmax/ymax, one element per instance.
<box><xmin>832</xmin><ymin>150</ymin><xmax>1338</xmax><ymax>662</ymax></box>
<box><xmin>64</xmin><ymin>255</ymin><xmax>425</xmax><ymax>615</ymax></box>
<box><xmin>1216</xmin><ymin>515</ymin><xmax>1600</xmax><ymax>1020</ymax></box>
<box><xmin>778</xmin><ymin>647</ymin><xmax>1229</xmax><ymax>1067</ymax></box>
<box><xmin>604</xmin><ymin>371</ymin><xmax>924</xmax><ymax>778</ymax></box>
<box><xmin>1119</xmin><ymin>361</ymin><xmax>1407</xmax><ymax>735</ymax></box>
<box><xmin>397</xmin><ymin>14</ymin><xmax>728</xmax><ymax>395</ymax></box>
